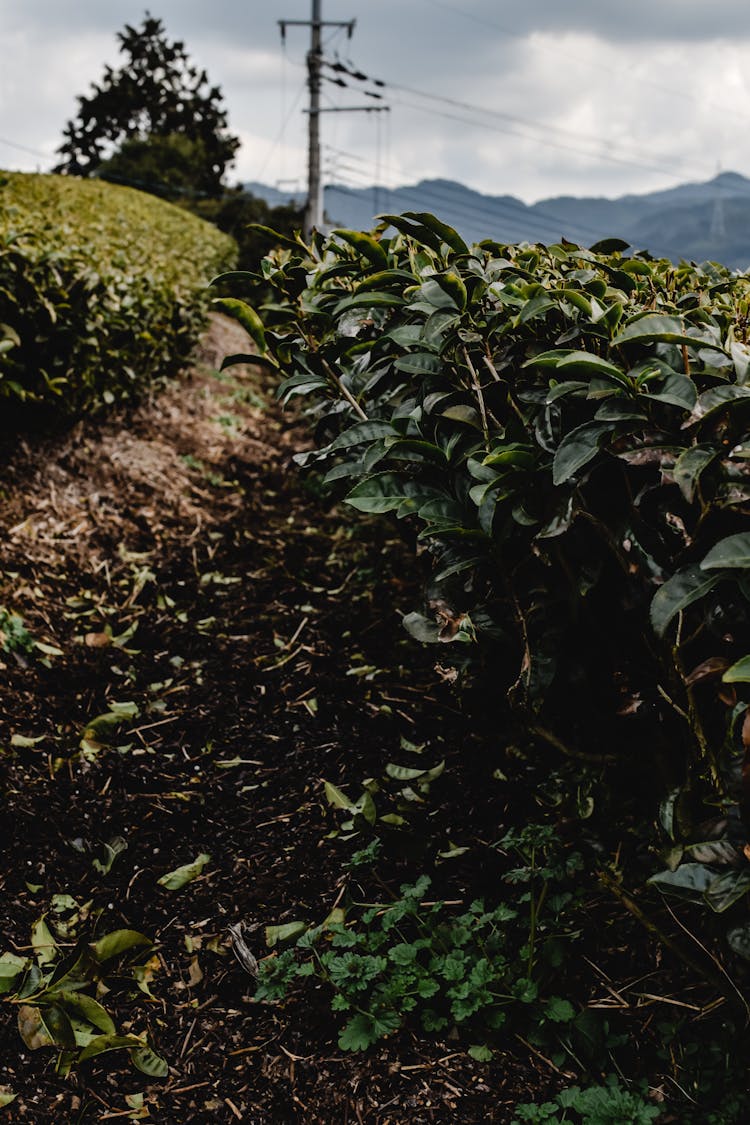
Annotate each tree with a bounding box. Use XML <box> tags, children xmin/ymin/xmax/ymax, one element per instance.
<box><xmin>55</xmin><ymin>14</ymin><xmax>239</xmax><ymax>197</ymax></box>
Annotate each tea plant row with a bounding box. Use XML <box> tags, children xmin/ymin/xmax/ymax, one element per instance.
<box><xmin>0</xmin><ymin>171</ymin><xmax>235</xmax><ymax>413</ymax></box>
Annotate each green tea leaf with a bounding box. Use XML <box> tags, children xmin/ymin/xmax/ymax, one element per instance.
<box><xmin>265</xmin><ymin>921</ymin><xmax>310</xmax><ymax>948</ymax></box>
<box><xmin>333</xmin><ymin>229</ymin><xmax>389</xmax><ymax>269</ymax></box>
<box><xmin>130</xmin><ymin>1044</ymin><xmax>169</xmax><ymax>1078</ymax></box>
<box><xmin>555</xmin><ymin>351</ymin><xmax>627</xmax><ymax>383</ymax></box>
<box><xmin>323</xmin><ymin>780</ymin><xmax>354</xmax><ymax>810</ymax></box>
<box><xmin>705</xmin><ymin>869</ymin><xmax>750</xmax><ymax>913</ymax></box>
<box><xmin>613</xmin><ymin>313</ymin><xmax>726</xmax><ymax>353</ymax></box>
<box><xmin>78</xmin><ymin>1033</ymin><xmax>145</xmax><ymax>1062</ymax></box>
<box><xmin>157</xmin><ymin>853</ymin><xmax>211</xmax><ymax>891</ymax></box>
<box><xmin>723</xmin><ymin>656</ymin><xmax>750</xmax><ymax>683</ymax></box>
<box><xmin>648</xmin><ymin>862</ymin><xmax>716</xmax><ymax>902</ymax></box>
<box><xmin>672</xmin><ymin>446</ymin><xmax>717</xmax><ymax>502</ymax></box>
<box><xmin>212</xmin><ymin>297</ymin><xmax>266</xmax><ymax>353</ymax></box>
<box><xmin>54</xmin><ymin>991</ymin><xmax>115</xmax><ymax>1035</ymax></box>
<box><xmin>650</xmin><ymin>566</ymin><xmax>720</xmax><ymax>635</ymax></box>
<box><xmin>552</xmin><ymin>422</ymin><xmax>612</xmax><ymax>485</ymax></box>
<box><xmin>91</xmin><ymin>929</ymin><xmax>151</xmax><ymax>962</ymax></box>
<box><xmin>701</xmin><ymin>533</ymin><xmax>750</xmax><ymax>570</ymax></box>
<box><xmin>31</xmin><ymin>916</ymin><xmax>57</xmax><ymax>966</ymax></box>
<box><xmin>401</xmin><ymin>212</ymin><xmax>468</xmax><ymax>254</ymax></box>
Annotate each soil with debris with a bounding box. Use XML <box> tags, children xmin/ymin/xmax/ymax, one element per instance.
<box><xmin>0</xmin><ymin>314</ymin><xmax>560</xmax><ymax>1123</ymax></box>
<box><xmin>4</xmin><ymin>313</ymin><xmax>729</xmax><ymax>1124</ymax></box>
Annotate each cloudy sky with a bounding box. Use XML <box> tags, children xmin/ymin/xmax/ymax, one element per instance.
<box><xmin>3</xmin><ymin>1</ymin><xmax>750</xmax><ymax>204</ymax></box>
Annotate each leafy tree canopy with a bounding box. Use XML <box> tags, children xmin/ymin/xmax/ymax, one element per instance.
<box><xmin>55</xmin><ymin>14</ymin><xmax>239</xmax><ymax>197</ymax></box>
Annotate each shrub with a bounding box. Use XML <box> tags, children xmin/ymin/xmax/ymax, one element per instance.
<box><xmin>0</xmin><ymin>171</ymin><xmax>235</xmax><ymax>414</ymax></box>
<box><xmin>217</xmin><ymin>216</ymin><xmax>750</xmax><ymax>930</ymax></box>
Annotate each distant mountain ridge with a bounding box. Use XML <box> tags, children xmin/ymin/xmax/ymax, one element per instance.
<box><xmin>244</xmin><ymin>171</ymin><xmax>750</xmax><ymax>269</ymax></box>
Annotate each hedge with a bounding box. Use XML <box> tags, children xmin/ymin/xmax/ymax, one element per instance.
<box><xmin>216</xmin><ymin>217</ymin><xmax>750</xmax><ymax>933</ymax></box>
<box><xmin>0</xmin><ymin>171</ymin><xmax>235</xmax><ymax>413</ymax></box>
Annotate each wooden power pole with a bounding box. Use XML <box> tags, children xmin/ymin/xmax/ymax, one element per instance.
<box><xmin>280</xmin><ymin>3</ymin><xmax>386</xmax><ymax>240</ymax></box>
<box><xmin>280</xmin><ymin>3</ymin><xmax>355</xmax><ymax>238</ymax></box>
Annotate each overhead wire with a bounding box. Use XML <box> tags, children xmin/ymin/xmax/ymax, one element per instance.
<box><xmin>324</xmin><ymin>162</ymin><xmax>620</xmax><ymax>244</ymax></box>
<box><xmin>389</xmin><ymin>93</ymin><xmax>714</xmax><ymax>184</ymax></box>
<box><xmin>320</xmin><ymin>57</ymin><xmax>717</xmax><ymax>186</ymax></box>
<box><xmin>254</xmin><ymin>78</ymin><xmax>308</xmax><ymax>184</ymax></box>
<box><xmin>321</xmin><ymin>144</ymin><xmax>657</xmax><ymax>243</ymax></box>
<box><xmin>0</xmin><ymin>136</ymin><xmax>55</xmax><ymax>164</ymax></box>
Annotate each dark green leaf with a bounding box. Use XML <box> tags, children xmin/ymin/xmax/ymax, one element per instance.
<box><xmin>650</xmin><ymin>565</ymin><xmax>720</xmax><ymax>635</ymax></box>
<box><xmin>91</xmin><ymin>930</ymin><xmax>151</xmax><ymax>962</ymax></box>
<box><xmin>705</xmin><ymin>869</ymin><xmax>750</xmax><ymax>913</ymax></box>
<box><xmin>552</xmin><ymin>422</ymin><xmax>612</xmax><ymax>485</ymax></box>
<box><xmin>54</xmin><ymin>991</ymin><xmax>115</xmax><ymax>1035</ymax></box>
<box><xmin>332</xmin><ymin>292</ymin><xmax>406</xmax><ymax>315</ymax></box>
<box><xmin>400</xmin><ymin>212</ymin><xmax>468</xmax><ymax>255</ymax></box>
<box><xmin>648</xmin><ymin>863</ymin><xmax>716</xmax><ymax>901</ymax></box>
<box><xmin>643</xmin><ymin>371</ymin><xmax>697</xmax><ymax>410</ymax></box>
<box><xmin>328</xmin><ymin>421</ymin><xmax>394</xmax><ymax>451</ymax></box>
<box><xmin>613</xmin><ymin>313</ymin><xmax>726</xmax><ymax>353</ymax></box>
<box><xmin>727</xmin><ymin>924</ymin><xmax>750</xmax><ymax>960</ymax></box>
<box><xmin>701</xmin><ymin>533</ymin><xmax>750</xmax><ymax>570</ymax></box>
<box><xmin>723</xmin><ymin>656</ymin><xmax>750</xmax><ymax>683</ymax></box>
<box><xmin>333</xmin><ymin>229</ymin><xmax>389</xmax><ymax>269</ymax></box>
<box><xmin>394</xmin><ymin>353</ymin><xmax>444</xmax><ymax>376</ymax></box>
<box><xmin>672</xmin><ymin>446</ymin><xmax>717</xmax><ymax>502</ymax></box>
<box><xmin>589</xmin><ymin>237</ymin><xmax>630</xmax><ymax>254</ymax></box>
<box><xmin>555</xmin><ymin>352</ymin><xmax>627</xmax><ymax>383</ymax></box>
<box><xmin>687</xmin><ymin>384</ymin><xmax>750</xmax><ymax>424</ymax></box>
<box><xmin>78</xmin><ymin>1033</ymin><xmax>145</xmax><ymax>1062</ymax></box>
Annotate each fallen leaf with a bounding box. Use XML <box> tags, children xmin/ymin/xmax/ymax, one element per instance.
<box><xmin>17</xmin><ymin>1005</ymin><xmax>54</xmax><ymax>1050</ymax></box>
<box><xmin>157</xmin><ymin>853</ymin><xmax>211</xmax><ymax>891</ymax></box>
<box><xmin>0</xmin><ymin>1086</ymin><xmax>17</xmax><ymax>1108</ymax></box>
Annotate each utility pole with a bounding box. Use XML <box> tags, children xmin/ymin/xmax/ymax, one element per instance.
<box><xmin>279</xmin><ymin>3</ymin><xmax>387</xmax><ymax>240</ymax></box>
<box><xmin>306</xmin><ymin>0</ymin><xmax>323</xmax><ymax>238</ymax></box>
<box><xmin>280</xmin><ymin>3</ymin><xmax>355</xmax><ymax>238</ymax></box>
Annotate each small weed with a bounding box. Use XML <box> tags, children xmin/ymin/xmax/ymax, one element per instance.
<box><xmin>257</xmin><ymin>825</ymin><xmax>584</xmax><ymax>1054</ymax></box>
<box><xmin>512</xmin><ymin>1078</ymin><xmax>661</xmax><ymax>1123</ymax></box>
<box><xmin>180</xmin><ymin>453</ymin><xmax>237</xmax><ymax>489</ymax></box>
<box><xmin>0</xmin><ymin>606</ymin><xmax>34</xmax><ymax>655</ymax></box>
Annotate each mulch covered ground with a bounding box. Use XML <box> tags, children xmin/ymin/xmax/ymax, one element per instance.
<box><xmin>0</xmin><ymin>315</ymin><xmax>560</xmax><ymax>1122</ymax></box>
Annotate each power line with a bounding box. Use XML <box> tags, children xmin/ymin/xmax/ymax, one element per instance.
<box><xmin>0</xmin><ymin>136</ymin><xmax>55</xmax><ymax>162</ymax></box>
<box><xmin>325</xmin><ymin>170</ymin><xmax>619</xmax><ymax>245</ymax></box>
<box><xmin>389</xmin><ymin>93</ymin><xmax>713</xmax><ymax>184</ymax></box>
<box><xmin>322</xmin><ymin>142</ymin><xmax>666</xmax><ymax>244</ymax></box>
<box><xmin>318</xmin><ymin>55</ymin><xmax>717</xmax><ymax>186</ymax></box>
<box><xmin>254</xmin><ymin>79</ymin><xmax>308</xmax><ymax>183</ymax></box>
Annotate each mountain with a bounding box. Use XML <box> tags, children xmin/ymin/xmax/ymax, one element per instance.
<box><xmin>244</xmin><ymin>171</ymin><xmax>750</xmax><ymax>269</ymax></box>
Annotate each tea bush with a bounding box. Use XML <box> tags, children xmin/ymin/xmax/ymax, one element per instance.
<box><xmin>217</xmin><ymin>217</ymin><xmax>750</xmax><ymax>932</ymax></box>
<box><xmin>0</xmin><ymin>171</ymin><xmax>235</xmax><ymax>413</ymax></box>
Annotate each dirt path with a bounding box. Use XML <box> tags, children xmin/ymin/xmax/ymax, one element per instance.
<box><xmin>0</xmin><ymin>316</ymin><xmax>545</xmax><ymax>1122</ymax></box>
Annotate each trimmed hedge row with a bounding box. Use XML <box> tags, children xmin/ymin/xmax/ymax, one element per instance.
<box><xmin>218</xmin><ymin>217</ymin><xmax>750</xmax><ymax>932</ymax></box>
<box><xmin>0</xmin><ymin>172</ymin><xmax>235</xmax><ymax>413</ymax></box>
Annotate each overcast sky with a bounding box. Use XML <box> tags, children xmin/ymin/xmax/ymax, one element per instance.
<box><xmin>3</xmin><ymin>1</ymin><xmax>750</xmax><ymax>204</ymax></box>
